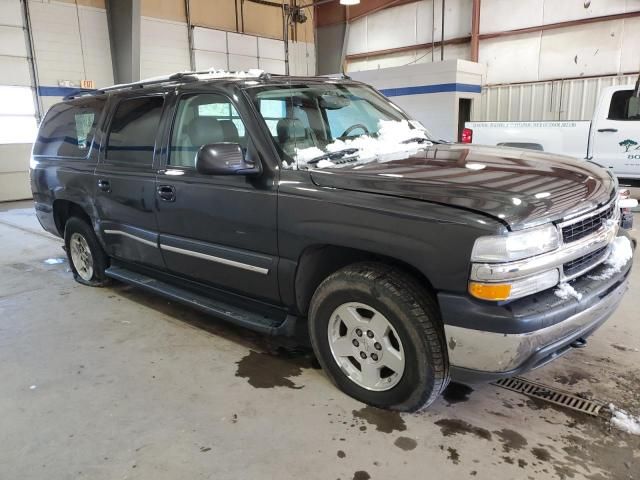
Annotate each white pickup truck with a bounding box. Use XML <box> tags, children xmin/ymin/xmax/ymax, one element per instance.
<box><xmin>464</xmin><ymin>84</ymin><xmax>640</xmax><ymax>179</ymax></box>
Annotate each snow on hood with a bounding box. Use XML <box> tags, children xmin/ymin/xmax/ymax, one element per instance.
<box><xmin>290</xmin><ymin>120</ymin><xmax>433</xmax><ymax>170</ymax></box>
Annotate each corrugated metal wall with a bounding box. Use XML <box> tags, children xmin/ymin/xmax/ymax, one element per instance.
<box><xmin>473</xmin><ymin>73</ymin><xmax>638</xmax><ymax>121</ymax></box>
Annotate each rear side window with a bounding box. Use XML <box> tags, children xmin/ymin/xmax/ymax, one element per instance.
<box><xmin>33</xmin><ymin>98</ymin><xmax>105</xmax><ymax>158</ymax></box>
<box><xmin>608</xmin><ymin>90</ymin><xmax>640</xmax><ymax>121</ymax></box>
<box><xmin>105</xmin><ymin>96</ymin><xmax>164</xmax><ymax>166</ymax></box>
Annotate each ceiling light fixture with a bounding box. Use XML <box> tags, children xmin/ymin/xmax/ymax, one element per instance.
<box><xmin>340</xmin><ymin>0</ymin><xmax>360</xmax><ymax>5</ymax></box>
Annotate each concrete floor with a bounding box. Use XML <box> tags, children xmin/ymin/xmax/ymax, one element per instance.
<box><xmin>0</xmin><ymin>200</ymin><xmax>639</xmax><ymax>480</ymax></box>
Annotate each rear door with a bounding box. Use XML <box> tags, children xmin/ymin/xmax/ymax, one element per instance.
<box><xmin>154</xmin><ymin>87</ymin><xmax>280</xmax><ymax>302</ymax></box>
<box><xmin>94</xmin><ymin>93</ymin><xmax>166</xmax><ymax>268</ymax></box>
<box><xmin>591</xmin><ymin>88</ymin><xmax>640</xmax><ymax>178</ymax></box>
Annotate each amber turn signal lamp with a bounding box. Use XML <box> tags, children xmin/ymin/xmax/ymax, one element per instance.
<box><xmin>468</xmin><ymin>282</ymin><xmax>512</xmax><ymax>301</ymax></box>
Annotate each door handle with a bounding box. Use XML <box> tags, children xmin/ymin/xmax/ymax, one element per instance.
<box><xmin>97</xmin><ymin>179</ymin><xmax>111</xmax><ymax>193</ymax></box>
<box><xmin>597</xmin><ymin>128</ymin><xmax>618</xmax><ymax>133</ymax></box>
<box><xmin>157</xmin><ymin>185</ymin><xmax>176</xmax><ymax>202</ymax></box>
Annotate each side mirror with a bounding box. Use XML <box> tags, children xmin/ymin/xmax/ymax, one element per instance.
<box><xmin>195</xmin><ymin>143</ymin><xmax>260</xmax><ymax>176</ymax></box>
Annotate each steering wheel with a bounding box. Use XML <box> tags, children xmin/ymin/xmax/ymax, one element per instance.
<box><xmin>340</xmin><ymin>123</ymin><xmax>370</xmax><ymax>138</ymax></box>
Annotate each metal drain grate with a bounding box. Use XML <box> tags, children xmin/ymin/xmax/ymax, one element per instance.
<box><xmin>493</xmin><ymin>377</ymin><xmax>603</xmax><ymax>416</ymax></box>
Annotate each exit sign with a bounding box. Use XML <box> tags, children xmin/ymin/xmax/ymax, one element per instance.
<box><xmin>80</xmin><ymin>80</ymin><xmax>95</xmax><ymax>89</ymax></box>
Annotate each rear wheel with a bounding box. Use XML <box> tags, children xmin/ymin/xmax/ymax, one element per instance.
<box><xmin>309</xmin><ymin>262</ymin><xmax>449</xmax><ymax>412</ymax></box>
<box><xmin>64</xmin><ymin>217</ymin><xmax>110</xmax><ymax>286</ymax></box>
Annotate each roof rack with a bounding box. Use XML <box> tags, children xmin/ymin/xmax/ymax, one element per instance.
<box><xmin>65</xmin><ymin>69</ymin><xmax>272</xmax><ymax>100</ymax></box>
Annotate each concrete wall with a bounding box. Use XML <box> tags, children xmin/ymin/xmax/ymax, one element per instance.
<box><xmin>316</xmin><ymin>22</ymin><xmax>346</xmax><ymax>75</ymax></box>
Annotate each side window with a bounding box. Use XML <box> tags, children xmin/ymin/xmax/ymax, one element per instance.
<box><xmin>105</xmin><ymin>96</ymin><xmax>164</xmax><ymax>166</ymax></box>
<box><xmin>254</xmin><ymin>94</ymin><xmax>314</xmax><ymax>160</ymax></box>
<box><xmin>259</xmin><ymin>99</ymin><xmax>287</xmax><ymax>137</ymax></box>
<box><xmin>33</xmin><ymin>98</ymin><xmax>105</xmax><ymax>158</ymax></box>
<box><xmin>608</xmin><ymin>90</ymin><xmax>640</xmax><ymax>121</ymax></box>
<box><xmin>169</xmin><ymin>93</ymin><xmax>247</xmax><ymax>168</ymax></box>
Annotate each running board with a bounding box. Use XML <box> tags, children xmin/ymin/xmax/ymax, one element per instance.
<box><xmin>105</xmin><ymin>266</ymin><xmax>296</xmax><ymax>336</ymax></box>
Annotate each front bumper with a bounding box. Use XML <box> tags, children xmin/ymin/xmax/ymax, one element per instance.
<box><xmin>441</xmin><ymin>234</ymin><xmax>634</xmax><ymax>383</ymax></box>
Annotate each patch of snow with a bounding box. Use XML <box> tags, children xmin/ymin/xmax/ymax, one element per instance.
<box><xmin>609</xmin><ymin>404</ymin><xmax>640</xmax><ymax>435</ymax></box>
<box><xmin>29</xmin><ymin>385</ymin><xmax>37</xmax><ymax>390</ymax></box>
<box><xmin>316</xmin><ymin>159</ymin><xmax>336</xmax><ymax>169</ymax></box>
<box><xmin>554</xmin><ymin>282</ymin><xmax>583</xmax><ymax>301</ymax></box>
<box><xmin>619</xmin><ymin>198</ymin><xmax>638</xmax><ymax>209</ymax></box>
<box><xmin>295</xmin><ymin>146</ymin><xmax>325</xmax><ymax>164</ymax></box>
<box><xmin>44</xmin><ymin>258</ymin><xmax>65</xmax><ymax>265</ymax></box>
<box><xmin>588</xmin><ymin>236</ymin><xmax>633</xmax><ymax>281</ymax></box>
<box><xmin>196</xmin><ymin>68</ymin><xmax>264</xmax><ymax>80</ymax></box>
<box><xmin>291</xmin><ymin>119</ymin><xmax>432</xmax><ymax>169</ymax></box>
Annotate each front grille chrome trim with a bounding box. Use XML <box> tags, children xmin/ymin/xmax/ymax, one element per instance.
<box><xmin>471</xmin><ymin>207</ymin><xmax>619</xmax><ymax>283</ymax></box>
<box><xmin>557</xmin><ymin>197</ymin><xmax>618</xmax><ymax>245</ymax></box>
<box><xmin>562</xmin><ymin>246</ymin><xmax>610</xmax><ymax>280</ymax></box>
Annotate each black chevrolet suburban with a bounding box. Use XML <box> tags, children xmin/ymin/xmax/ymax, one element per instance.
<box><xmin>31</xmin><ymin>71</ymin><xmax>635</xmax><ymax>411</ymax></box>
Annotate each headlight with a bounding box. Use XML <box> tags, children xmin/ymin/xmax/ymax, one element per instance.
<box><xmin>471</xmin><ymin>224</ymin><xmax>560</xmax><ymax>263</ymax></box>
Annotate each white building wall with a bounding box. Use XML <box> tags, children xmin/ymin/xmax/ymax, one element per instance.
<box><xmin>140</xmin><ymin>16</ymin><xmax>191</xmax><ymax>79</ymax></box>
<box><xmin>0</xmin><ymin>0</ymin><xmax>37</xmax><ymax>201</ymax></box>
<box><xmin>345</xmin><ymin>0</ymin><xmax>640</xmax><ymax>123</ymax></box>
<box><xmin>192</xmin><ymin>25</ymin><xmax>314</xmax><ymax>76</ymax></box>
<box><xmin>346</xmin><ymin>0</ymin><xmax>472</xmax><ymax>67</ymax></box>
<box><xmin>29</xmin><ymin>0</ymin><xmax>113</xmax><ymax>112</ymax></box>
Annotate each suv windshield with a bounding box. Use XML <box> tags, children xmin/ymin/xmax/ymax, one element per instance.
<box><xmin>245</xmin><ymin>83</ymin><xmax>433</xmax><ymax>169</ymax></box>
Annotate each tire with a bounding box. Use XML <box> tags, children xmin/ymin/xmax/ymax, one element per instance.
<box><xmin>64</xmin><ymin>216</ymin><xmax>110</xmax><ymax>287</ymax></box>
<box><xmin>308</xmin><ymin>262</ymin><xmax>449</xmax><ymax>412</ymax></box>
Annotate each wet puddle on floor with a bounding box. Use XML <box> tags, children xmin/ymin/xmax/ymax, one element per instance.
<box><xmin>234</xmin><ymin>347</ymin><xmax>318</xmax><ymax>389</ymax></box>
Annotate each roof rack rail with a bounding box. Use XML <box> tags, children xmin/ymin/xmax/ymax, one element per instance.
<box><xmin>97</xmin><ymin>69</ymin><xmax>271</xmax><ymax>95</ymax></box>
<box><xmin>62</xmin><ymin>69</ymin><xmax>275</xmax><ymax>100</ymax></box>
<box><xmin>63</xmin><ymin>88</ymin><xmax>101</xmax><ymax>101</ymax></box>
<box><xmin>99</xmin><ymin>71</ymin><xmax>199</xmax><ymax>93</ymax></box>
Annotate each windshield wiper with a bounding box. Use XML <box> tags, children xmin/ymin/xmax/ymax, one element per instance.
<box><xmin>401</xmin><ymin>137</ymin><xmax>432</xmax><ymax>144</ymax></box>
<box><xmin>306</xmin><ymin>148</ymin><xmax>360</xmax><ymax>166</ymax></box>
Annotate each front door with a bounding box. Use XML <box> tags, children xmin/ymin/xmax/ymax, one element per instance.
<box><xmin>94</xmin><ymin>94</ymin><xmax>166</xmax><ymax>268</ymax></box>
<box><xmin>591</xmin><ymin>88</ymin><xmax>640</xmax><ymax>178</ymax></box>
<box><xmin>154</xmin><ymin>89</ymin><xmax>280</xmax><ymax>302</ymax></box>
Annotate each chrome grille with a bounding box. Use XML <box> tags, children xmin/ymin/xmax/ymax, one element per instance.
<box><xmin>561</xmin><ymin>202</ymin><xmax>616</xmax><ymax>243</ymax></box>
<box><xmin>563</xmin><ymin>246</ymin><xmax>608</xmax><ymax>278</ymax></box>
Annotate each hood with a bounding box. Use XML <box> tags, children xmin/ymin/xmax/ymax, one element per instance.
<box><xmin>309</xmin><ymin>144</ymin><xmax>616</xmax><ymax>231</ymax></box>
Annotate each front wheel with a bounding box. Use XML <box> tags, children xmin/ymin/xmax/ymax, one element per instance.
<box><xmin>308</xmin><ymin>262</ymin><xmax>449</xmax><ymax>412</ymax></box>
<box><xmin>64</xmin><ymin>217</ymin><xmax>110</xmax><ymax>286</ymax></box>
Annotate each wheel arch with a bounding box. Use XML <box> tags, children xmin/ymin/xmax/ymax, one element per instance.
<box><xmin>52</xmin><ymin>199</ymin><xmax>93</xmax><ymax>236</ymax></box>
<box><xmin>294</xmin><ymin>244</ymin><xmax>436</xmax><ymax>316</ymax></box>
